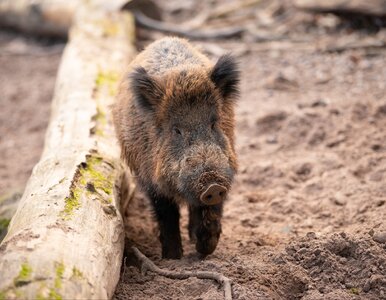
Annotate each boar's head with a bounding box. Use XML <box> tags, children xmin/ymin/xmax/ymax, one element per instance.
<box><xmin>131</xmin><ymin>55</ymin><xmax>239</xmax><ymax>206</ymax></box>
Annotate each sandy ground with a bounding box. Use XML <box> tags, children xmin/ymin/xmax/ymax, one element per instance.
<box><xmin>0</xmin><ymin>30</ymin><xmax>64</xmax><ymax>194</ymax></box>
<box><xmin>113</xmin><ymin>49</ymin><xmax>386</xmax><ymax>299</ymax></box>
<box><xmin>114</xmin><ymin>1</ymin><xmax>386</xmax><ymax>299</ymax></box>
<box><xmin>0</xmin><ymin>1</ymin><xmax>385</xmax><ymax>299</ymax></box>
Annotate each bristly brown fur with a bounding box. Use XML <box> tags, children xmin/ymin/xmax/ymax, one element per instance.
<box><xmin>112</xmin><ymin>37</ymin><xmax>239</xmax><ymax>258</ymax></box>
<box><xmin>113</xmin><ymin>37</ymin><xmax>238</xmax><ymax>191</ymax></box>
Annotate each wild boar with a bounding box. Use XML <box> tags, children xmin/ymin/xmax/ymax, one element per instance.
<box><xmin>113</xmin><ymin>37</ymin><xmax>239</xmax><ymax>259</ymax></box>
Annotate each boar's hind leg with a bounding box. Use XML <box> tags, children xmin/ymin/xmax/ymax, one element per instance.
<box><xmin>189</xmin><ymin>204</ymin><xmax>223</xmax><ymax>256</ymax></box>
<box><xmin>149</xmin><ymin>191</ymin><xmax>183</xmax><ymax>259</ymax></box>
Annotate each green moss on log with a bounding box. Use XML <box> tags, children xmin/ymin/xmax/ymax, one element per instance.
<box><xmin>0</xmin><ymin>218</ymin><xmax>10</xmax><ymax>231</ymax></box>
<box><xmin>71</xmin><ymin>266</ymin><xmax>84</xmax><ymax>280</ymax></box>
<box><xmin>95</xmin><ymin>70</ymin><xmax>119</xmax><ymax>96</ymax></box>
<box><xmin>60</xmin><ymin>187</ymin><xmax>81</xmax><ymax>220</ymax></box>
<box><xmin>48</xmin><ymin>288</ymin><xmax>62</xmax><ymax>300</ymax></box>
<box><xmin>54</xmin><ymin>262</ymin><xmax>65</xmax><ymax>289</ymax></box>
<box><xmin>59</xmin><ymin>154</ymin><xmax>116</xmax><ymax>219</ymax></box>
<box><xmin>81</xmin><ymin>156</ymin><xmax>113</xmax><ymax>199</ymax></box>
<box><xmin>94</xmin><ymin>18</ymin><xmax>120</xmax><ymax>37</ymax></box>
<box><xmin>91</xmin><ymin>106</ymin><xmax>107</xmax><ymax>137</ymax></box>
<box><xmin>14</xmin><ymin>263</ymin><xmax>32</xmax><ymax>286</ymax></box>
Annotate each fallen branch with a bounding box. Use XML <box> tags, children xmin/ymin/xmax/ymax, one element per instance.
<box><xmin>132</xmin><ymin>246</ymin><xmax>233</xmax><ymax>300</ymax></box>
<box><xmin>176</xmin><ymin>0</ymin><xmax>263</xmax><ymax>30</ymax></box>
<box><xmin>321</xmin><ymin>38</ymin><xmax>386</xmax><ymax>53</ymax></box>
<box><xmin>132</xmin><ymin>10</ymin><xmax>244</xmax><ymax>40</ymax></box>
<box><xmin>294</xmin><ymin>0</ymin><xmax>386</xmax><ymax>16</ymax></box>
<box><xmin>208</xmin><ymin>0</ymin><xmax>262</xmax><ymax>20</ymax></box>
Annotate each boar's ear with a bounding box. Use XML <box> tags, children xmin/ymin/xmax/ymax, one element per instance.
<box><xmin>130</xmin><ymin>67</ymin><xmax>164</xmax><ymax>111</ymax></box>
<box><xmin>210</xmin><ymin>54</ymin><xmax>240</xmax><ymax>100</ymax></box>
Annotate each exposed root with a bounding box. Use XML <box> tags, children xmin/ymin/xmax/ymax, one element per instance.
<box><xmin>132</xmin><ymin>246</ymin><xmax>233</xmax><ymax>300</ymax></box>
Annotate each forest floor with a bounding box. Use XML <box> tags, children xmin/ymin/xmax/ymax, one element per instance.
<box><xmin>0</xmin><ymin>30</ymin><xmax>64</xmax><ymax>194</ymax></box>
<box><xmin>1</xmin><ymin>0</ymin><xmax>386</xmax><ymax>299</ymax></box>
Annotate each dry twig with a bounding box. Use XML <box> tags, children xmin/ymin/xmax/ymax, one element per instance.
<box><xmin>133</xmin><ymin>10</ymin><xmax>244</xmax><ymax>40</ymax></box>
<box><xmin>321</xmin><ymin>39</ymin><xmax>386</xmax><ymax>53</ymax></box>
<box><xmin>132</xmin><ymin>246</ymin><xmax>233</xmax><ymax>300</ymax></box>
<box><xmin>208</xmin><ymin>0</ymin><xmax>262</xmax><ymax>20</ymax></box>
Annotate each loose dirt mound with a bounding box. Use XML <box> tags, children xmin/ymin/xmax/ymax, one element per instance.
<box><xmin>285</xmin><ymin>232</ymin><xmax>386</xmax><ymax>299</ymax></box>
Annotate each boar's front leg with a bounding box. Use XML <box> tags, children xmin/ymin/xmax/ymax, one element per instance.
<box><xmin>149</xmin><ymin>190</ymin><xmax>183</xmax><ymax>259</ymax></box>
<box><xmin>189</xmin><ymin>204</ymin><xmax>223</xmax><ymax>256</ymax></box>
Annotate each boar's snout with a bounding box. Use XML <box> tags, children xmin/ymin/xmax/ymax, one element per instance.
<box><xmin>177</xmin><ymin>144</ymin><xmax>234</xmax><ymax>206</ymax></box>
<box><xmin>200</xmin><ymin>184</ymin><xmax>227</xmax><ymax>205</ymax></box>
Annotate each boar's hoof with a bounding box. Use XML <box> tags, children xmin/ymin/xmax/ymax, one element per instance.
<box><xmin>200</xmin><ymin>184</ymin><xmax>227</xmax><ymax>205</ymax></box>
<box><xmin>195</xmin><ymin>221</ymin><xmax>221</xmax><ymax>256</ymax></box>
<box><xmin>162</xmin><ymin>246</ymin><xmax>183</xmax><ymax>259</ymax></box>
<box><xmin>196</xmin><ymin>234</ymin><xmax>220</xmax><ymax>256</ymax></box>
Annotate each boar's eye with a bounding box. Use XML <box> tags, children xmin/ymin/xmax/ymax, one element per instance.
<box><xmin>211</xmin><ymin>121</ymin><xmax>216</xmax><ymax>131</ymax></box>
<box><xmin>173</xmin><ymin>126</ymin><xmax>182</xmax><ymax>136</ymax></box>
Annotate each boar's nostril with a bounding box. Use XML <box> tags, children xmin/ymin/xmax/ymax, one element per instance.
<box><xmin>200</xmin><ymin>184</ymin><xmax>227</xmax><ymax>205</ymax></box>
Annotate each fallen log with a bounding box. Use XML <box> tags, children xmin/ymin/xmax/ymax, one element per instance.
<box><xmin>0</xmin><ymin>0</ymin><xmax>76</xmax><ymax>37</ymax></box>
<box><xmin>294</xmin><ymin>0</ymin><xmax>386</xmax><ymax>16</ymax></box>
<box><xmin>0</xmin><ymin>0</ymin><xmax>159</xmax><ymax>38</ymax></box>
<box><xmin>0</xmin><ymin>6</ymin><xmax>136</xmax><ymax>300</ymax></box>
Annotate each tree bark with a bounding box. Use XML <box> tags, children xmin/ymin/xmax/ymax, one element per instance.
<box><xmin>0</xmin><ymin>7</ymin><xmax>136</xmax><ymax>300</ymax></box>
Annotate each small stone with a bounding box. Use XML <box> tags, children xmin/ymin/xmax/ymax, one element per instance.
<box><xmin>248</xmin><ymin>142</ymin><xmax>259</xmax><ymax>149</ymax></box>
<box><xmin>266</xmin><ymin>135</ymin><xmax>278</xmax><ymax>144</ymax></box>
<box><xmin>358</xmin><ymin>204</ymin><xmax>368</xmax><ymax>214</ymax></box>
<box><xmin>240</xmin><ymin>166</ymin><xmax>248</xmax><ymax>174</ymax></box>
<box><xmin>345</xmin><ymin>282</ymin><xmax>354</xmax><ymax>289</ymax></box>
<box><xmin>295</xmin><ymin>163</ymin><xmax>313</xmax><ymax>176</ymax></box>
<box><xmin>315</xmin><ymin>72</ymin><xmax>331</xmax><ymax>84</ymax></box>
<box><xmin>311</xmin><ymin>99</ymin><xmax>327</xmax><ymax>107</ymax></box>
<box><xmin>330</xmin><ymin>195</ymin><xmax>347</xmax><ymax>206</ymax></box>
<box><xmin>303</xmin><ymin>218</ymin><xmax>313</xmax><ymax>228</ymax></box>
<box><xmin>265</xmin><ymin>73</ymin><xmax>299</xmax><ymax>91</ymax></box>
<box><xmin>306</xmin><ymin>232</ymin><xmax>316</xmax><ymax>239</ymax></box>
<box><xmin>373</xmin><ymin>232</ymin><xmax>386</xmax><ymax>244</ymax></box>
<box><xmin>326</xmin><ymin>134</ymin><xmax>346</xmax><ymax>148</ymax></box>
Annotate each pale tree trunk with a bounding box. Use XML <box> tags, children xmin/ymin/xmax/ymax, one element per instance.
<box><xmin>0</xmin><ymin>0</ymin><xmax>76</xmax><ymax>37</ymax></box>
<box><xmin>0</xmin><ymin>6</ymin><xmax>136</xmax><ymax>300</ymax></box>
